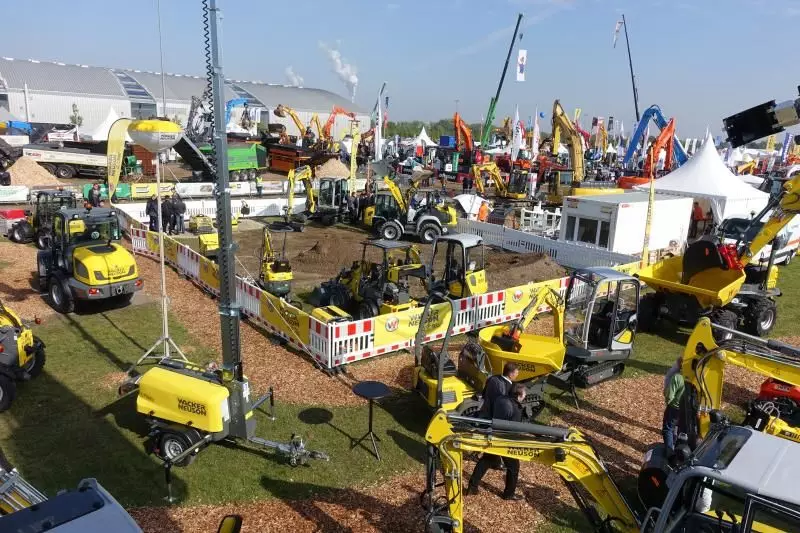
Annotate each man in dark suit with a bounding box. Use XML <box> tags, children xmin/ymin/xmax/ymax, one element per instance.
<box><xmin>466</xmin><ymin>383</ymin><xmax>526</xmax><ymax>500</ymax></box>
<box><xmin>478</xmin><ymin>363</ymin><xmax>519</xmax><ymax>419</ymax></box>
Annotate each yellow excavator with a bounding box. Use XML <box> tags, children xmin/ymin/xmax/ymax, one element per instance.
<box><xmin>285</xmin><ymin>164</ymin><xmax>315</xmax><ymax>229</ymax></box>
<box><xmin>274</xmin><ymin>104</ymin><xmax>307</xmax><ymax>140</ymax></box>
<box><xmin>257</xmin><ymin>224</ymin><xmax>294</xmax><ymax>299</ymax></box>
<box><xmin>422</xmin><ymin>409</ymin><xmax>800</xmax><ymax>533</ymax></box>
<box><xmin>543</xmin><ymin>100</ymin><xmax>623</xmax><ymax>205</ymax></box>
<box><xmin>679</xmin><ymin>317</ymin><xmax>800</xmax><ymax>445</ymax></box>
<box><xmin>471</xmin><ymin>161</ymin><xmax>529</xmax><ymax>201</ymax></box>
<box><xmin>0</xmin><ymin>299</ymin><xmax>45</xmax><ymax>412</ymax></box>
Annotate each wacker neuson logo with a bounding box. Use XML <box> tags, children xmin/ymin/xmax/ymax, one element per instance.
<box><xmin>178</xmin><ymin>397</ymin><xmax>207</xmax><ymax>416</ymax></box>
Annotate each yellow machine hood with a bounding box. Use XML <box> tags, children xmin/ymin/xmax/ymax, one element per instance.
<box><xmin>73</xmin><ymin>243</ymin><xmax>138</xmax><ymax>284</ymax></box>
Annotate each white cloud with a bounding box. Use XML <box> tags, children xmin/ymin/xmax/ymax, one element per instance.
<box><xmin>386</xmin><ymin>2</ymin><xmax>400</xmax><ymax>9</ymax></box>
<box><xmin>284</xmin><ymin>66</ymin><xmax>304</xmax><ymax>87</ymax></box>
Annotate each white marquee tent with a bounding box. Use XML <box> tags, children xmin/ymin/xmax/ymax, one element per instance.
<box><xmin>634</xmin><ymin>134</ymin><xmax>769</xmax><ymax>223</ymax></box>
<box><xmin>410</xmin><ymin>126</ymin><xmax>437</xmax><ymax>147</ymax></box>
<box><xmin>85</xmin><ymin>108</ymin><xmax>133</xmax><ymax>142</ymax></box>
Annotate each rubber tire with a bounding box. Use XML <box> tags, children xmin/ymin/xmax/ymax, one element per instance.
<box><xmin>456</xmin><ymin>398</ymin><xmax>482</xmax><ymax>418</ymax></box>
<box><xmin>40</xmin><ymin>163</ymin><xmax>56</xmax><ymax>175</ymax></box>
<box><xmin>48</xmin><ymin>275</ymin><xmax>75</xmax><ymax>314</ymax></box>
<box><xmin>36</xmin><ymin>254</ymin><xmax>50</xmax><ymax>292</ymax></box>
<box><xmin>637</xmin><ymin>293</ymin><xmax>658</xmax><ymax>333</ymax></box>
<box><xmin>35</xmin><ymin>231</ymin><xmax>50</xmax><ymax>250</ymax></box>
<box><xmin>10</xmin><ymin>225</ymin><xmax>24</xmax><ymax>243</ymax></box>
<box><xmin>743</xmin><ymin>298</ymin><xmax>777</xmax><ymax>337</ymax></box>
<box><xmin>22</xmin><ymin>339</ymin><xmax>46</xmax><ymax>379</ymax></box>
<box><xmin>709</xmin><ymin>309</ymin><xmax>738</xmax><ymax>342</ymax></box>
<box><xmin>157</xmin><ymin>430</ymin><xmax>196</xmax><ymax>467</ymax></box>
<box><xmin>784</xmin><ymin>251</ymin><xmax>795</xmax><ymax>266</ymax></box>
<box><xmin>356</xmin><ymin>301</ymin><xmax>378</xmax><ymax>320</ymax></box>
<box><xmin>0</xmin><ymin>374</ymin><xmax>16</xmax><ymax>412</ymax></box>
<box><xmin>55</xmin><ymin>165</ymin><xmax>75</xmax><ymax>179</ymax></box>
<box><xmin>379</xmin><ymin>222</ymin><xmax>401</xmax><ymax>241</ymax></box>
<box><xmin>419</xmin><ymin>222</ymin><xmax>441</xmax><ymax>244</ymax></box>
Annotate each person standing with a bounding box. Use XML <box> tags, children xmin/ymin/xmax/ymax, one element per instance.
<box><xmin>161</xmin><ymin>195</ymin><xmax>174</xmax><ymax>234</ymax></box>
<box><xmin>348</xmin><ymin>193</ymin><xmax>358</xmax><ymax>224</ymax></box>
<box><xmin>478</xmin><ymin>200</ymin><xmax>490</xmax><ymax>222</ymax></box>
<box><xmin>663</xmin><ymin>355</ymin><xmax>685</xmax><ymax>456</ymax></box>
<box><xmin>478</xmin><ymin>363</ymin><xmax>518</xmax><ymax>420</ymax></box>
<box><xmin>89</xmin><ymin>183</ymin><xmax>102</xmax><ymax>207</ymax></box>
<box><xmin>172</xmin><ymin>194</ymin><xmax>186</xmax><ymax>234</ymax></box>
<box><xmin>146</xmin><ymin>195</ymin><xmax>158</xmax><ymax>231</ymax></box>
<box><xmin>254</xmin><ymin>174</ymin><xmax>263</xmax><ymax>198</ymax></box>
<box><xmin>690</xmin><ymin>201</ymin><xmax>705</xmax><ymax>238</ymax></box>
<box><xmin>467</xmin><ymin>383</ymin><xmax>526</xmax><ymax>500</ymax></box>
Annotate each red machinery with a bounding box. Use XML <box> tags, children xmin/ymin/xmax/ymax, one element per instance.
<box><xmin>619</xmin><ymin>118</ymin><xmax>676</xmax><ymax>189</ymax></box>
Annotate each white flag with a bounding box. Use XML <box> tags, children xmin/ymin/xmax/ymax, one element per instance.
<box><xmin>511</xmin><ymin>105</ymin><xmax>522</xmax><ymax>160</ymax></box>
<box><xmin>516</xmin><ymin>49</ymin><xmax>527</xmax><ymax>82</ymax></box>
<box><xmin>532</xmin><ymin>111</ymin><xmax>541</xmax><ymax>157</ymax></box>
<box><xmin>613</xmin><ymin>20</ymin><xmax>623</xmax><ymax>48</ymax></box>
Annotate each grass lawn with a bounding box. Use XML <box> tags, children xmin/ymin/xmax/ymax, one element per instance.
<box><xmin>0</xmin><ymin>303</ymin><xmax>427</xmax><ymax>508</ymax></box>
<box><xmin>1</xmin><ymin>261</ymin><xmax>797</xmax><ymax>529</ymax></box>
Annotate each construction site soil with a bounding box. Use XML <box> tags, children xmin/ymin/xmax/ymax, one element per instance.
<box><xmin>230</xmin><ymin>221</ymin><xmax>566</xmax><ymax>299</ymax></box>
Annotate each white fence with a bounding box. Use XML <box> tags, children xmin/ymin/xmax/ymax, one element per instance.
<box><xmin>115</xmin><ymin>198</ymin><xmax>307</xmax><ymax>225</ymax></box>
<box><xmin>455</xmin><ymin>219</ymin><xmax>635</xmax><ymax>269</ymax></box>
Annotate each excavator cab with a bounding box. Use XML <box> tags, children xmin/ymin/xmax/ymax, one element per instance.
<box><xmin>506</xmin><ymin>168</ymin><xmax>530</xmax><ymax>198</ymax></box>
<box><xmin>316</xmin><ymin>177</ymin><xmax>350</xmax><ymax>224</ymax></box>
<box><xmin>429</xmin><ymin>234</ymin><xmax>487</xmax><ymax>298</ymax></box>
<box><xmin>559</xmin><ymin>267</ymin><xmax>639</xmax><ymax>387</ymax></box>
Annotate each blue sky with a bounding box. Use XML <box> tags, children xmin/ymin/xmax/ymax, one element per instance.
<box><xmin>4</xmin><ymin>0</ymin><xmax>799</xmax><ymax>137</ymax></box>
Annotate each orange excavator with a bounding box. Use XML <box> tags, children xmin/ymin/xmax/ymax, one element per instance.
<box><xmin>619</xmin><ymin>118</ymin><xmax>676</xmax><ymax>189</ymax></box>
<box><xmin>322</xmin><ymin>105</ymin><xmax>357</xmax><ymax>143</ymax></box>
<box><xmin>453</xmin><ymin>112</ymin><xmax>474</xmax><ymax>155</ymax></box>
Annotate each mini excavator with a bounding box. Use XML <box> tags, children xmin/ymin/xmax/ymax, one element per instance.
<box><xmin>119</xmin><ymin>0</ymin><xmax>327</xmax><ymax>501</ymax></box>
<box><xmin>257</xmin><ymin>223</ymin><xmax>294</xmax><ymax>299</ymax></box>
<box><xmin>421</xmin><ymin>410</ymin><xmax>800</xmax><ymax>533</ymax></box>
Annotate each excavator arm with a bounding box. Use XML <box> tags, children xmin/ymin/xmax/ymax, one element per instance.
<box><xmin>471</xmin><ymin>162</ymin><xmax>506</xmax><ymax>196</ymax></box>
<box><xmin>274</xmin><ymin>104</ymin><xmax>306</xmax><ymax>137</ymax></box>
<box><xmin>622</xmin><ymin>105</ymin><xmax>688</xmax><ymax>167</ymax></box>
<box><xmin>642</xmin><ymin>119</ymin><xmax>676</xmax><ymax>178</ymax></box>
<box><xmin>423</xmin><ymin>411</ymin><xmax>640</xmax><ymax>533</ymax></box>
<box><xmin>287</xmin><ymin>165</ymin><xmax>315</xmax><ymax>216</ymax></box>
<box><xmin>552</xmin><ymin>100</ymin><xmax>585</xmax><ymax>185</ymax></box>
<box><xmin>310</xmin><ymin>113</ymin><xmax>325</xmax><ymax>142</ymax></box>
<box><xmin>323</xmin><ymin>106</ymin><xmax>357</xmax><ymax>140</ymax></box>
<box><xmin>383</xmin><ymin>175</ymin><xmax>407</xmax><ymax>212</ymax></box>
<box><xmin>738</xmin><ymin>171</ymin><xmax>800</xmax><ymax>265</ymax></box>
<box><xmin>682</xmin><ymin>318</ymin><xmax>800</xmax><ymax>438</ymax></box>
<box><xmin>453</xmin><ymin>113</ymin><xmax>474</xmax><ymax>153</ymax></box>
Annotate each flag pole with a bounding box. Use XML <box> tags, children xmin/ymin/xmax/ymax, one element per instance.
<box><xmin>622</xmin><ymin>14</ymin><xmax>641</xmax><ymax>122</ymax></box>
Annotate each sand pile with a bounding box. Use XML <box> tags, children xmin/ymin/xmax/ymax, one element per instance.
<box><xmin>315</xmin><ymin>158</ymin><xmax>349</xmax><ymax>178</ymax></box>
<box><xmin>8</xmin><ymin>156</ymin><xmax>62</xmax><ymax>187</ymax></box>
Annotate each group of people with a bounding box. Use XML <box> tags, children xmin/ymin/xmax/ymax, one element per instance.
<box><xmin>346</xmin><ymin>191</ymin><xmax>375</xmax><ymax>223</ymax></box>
<box><xmin>467</xmin><ymin>363</ymin><xmax>527</xmax><ymax>501</ymax></box>
<box><xmin>146</xmin><ymin>194</ymin><xmax>187</xmax><ymax>235</ymax></box>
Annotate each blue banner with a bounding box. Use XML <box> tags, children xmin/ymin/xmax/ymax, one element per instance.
<box><xmin>781</xmin><ymin>131</ymin><xmax>792</xmax><ymax>163</ymax></box>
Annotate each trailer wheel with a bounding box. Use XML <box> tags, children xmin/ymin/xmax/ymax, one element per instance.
<box><xmin>709</xmin><ymin>309</ymin><xmax>738</xmax><ymax>341</ymax></box>
<box><xmin>55</xmin><ymin>165</ymin><xmax>75</xmax><ymax>179</ymax></box>
<box><xmin>0</xmin><ymin>374</ymin><xmax>16</xmax><ymax>412</ymax></box>
<box><xmin>744</xmin><ymin>298</ymin><xmax>777</xmax><ymax>337</ymax></box>
<box><xmin>156</xmin><ymin>429</ymin><xmax>199</xmax><ymax>467</ymax></box>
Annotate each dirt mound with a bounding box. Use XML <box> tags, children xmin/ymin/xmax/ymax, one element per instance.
<box><xmin>296</xmin><ymin>240</ymin><xmax>331</xmax><ymax>263</ymax></box>
<box><xmin>315</xmin><ymin>158</ymin><xmax>349</xmax><ymax>178</ymax></box>
<box><xmin>8</xmin><ymin>156</ymin><xmax>62</xmax><ymax>187</ymax></box>
<box><xmin>486</xmin><ymin>252</ymin><xmax>566</xmax><ymax>290</ymax></box>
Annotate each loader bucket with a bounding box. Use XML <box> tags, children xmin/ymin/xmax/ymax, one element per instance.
<box><xmin>637</xmin><ymin>255</ymin><xmax>746</xmax><ymax>308</ymax></box>
<box><xmin>478</xmin><ymin>326</ymin><xmax>565</xmax><ymax>382</ymax></box>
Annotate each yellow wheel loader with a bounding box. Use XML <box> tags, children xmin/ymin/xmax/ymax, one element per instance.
<box><xmin>0</xmin><ymin>300</ymin><xmax>45</xmax><ymax>412</ymax></box>
<box><xmin>36</xmin><ymin>207</ymin><xmax>142</xmax><ymax>314</ymax></box>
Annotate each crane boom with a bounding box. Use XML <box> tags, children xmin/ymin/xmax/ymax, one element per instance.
<box><xmin>738</xmin><ymin>171</ymin><xmax>800</xmax><ymax>265</ymax></box>
<box><xmin>622</xmin><ymin>105</ymin><xmax>688</xmax><ymax>166</ymax></box>
<box><xmin>479</xmin><ymin>13</ymin><xmax>523</xmax><ymax>148</ymax></box>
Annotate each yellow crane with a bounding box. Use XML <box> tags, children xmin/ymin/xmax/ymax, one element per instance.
<box><xmin>471</xmin><ymin>161</ymin><xmax>528</xmax><ymax>200</ymax></box>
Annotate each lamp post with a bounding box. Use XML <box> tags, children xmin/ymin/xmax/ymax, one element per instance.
<box><xmin>128</xmin><ymin>118</ymin><xmax>184</xmax><ymax>364</ymax></box>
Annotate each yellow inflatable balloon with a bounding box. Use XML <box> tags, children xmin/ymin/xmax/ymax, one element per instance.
<box><xmin>128</xmin><ymin>119</ymin><xmax>183</xmax><ymax>152</ymax></box>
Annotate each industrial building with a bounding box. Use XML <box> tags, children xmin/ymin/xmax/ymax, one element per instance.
<box><xmin>0</xmin><ymin>57</ymin><xmax>369</xmax><ymax>139</ymax></box>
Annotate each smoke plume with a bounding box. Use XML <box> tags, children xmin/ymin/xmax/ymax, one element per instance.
<box><xmin>318</xmin><ymin>42</ymin><xmax>358</xmax><ymax>102</ymax></box>
<box><xmin>284</xmin><ymin>66</ymin><xmax>304</xmax><ymax>87</ymax></box>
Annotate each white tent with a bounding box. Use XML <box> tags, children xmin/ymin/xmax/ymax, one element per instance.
<box><xmin>85</xmin><ymin>108</ymin><xmax>133</xmax><ymax>142</ymax></box>
<box><xmin>605</xmin><ymin>143</ymin><xmax>616</xmax><ymax>154</ymax></box>
<box><xmin>557</xmin><ymin>143</ymin><xmax>569</xmax><ymax>155</ymax></box>
<box><xmin>411</xmin><ymin>126</ymin><xmax>437</xmax><ymax>147</ymax></box>
<box><xmin>634</xmin><ymin>133</ymin><xmax>769</xmax><ymax>223</ymax></box>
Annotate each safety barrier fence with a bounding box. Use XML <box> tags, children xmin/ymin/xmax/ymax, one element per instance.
<box><xmin>123</xmin><ymin>209</ymin><xmax>639</xmax><ymax>371</ymax></box>
<box><xmin>455</xmin><ymin>219</ymin><xmax>636</xmax><ymax>269</ymax></box>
